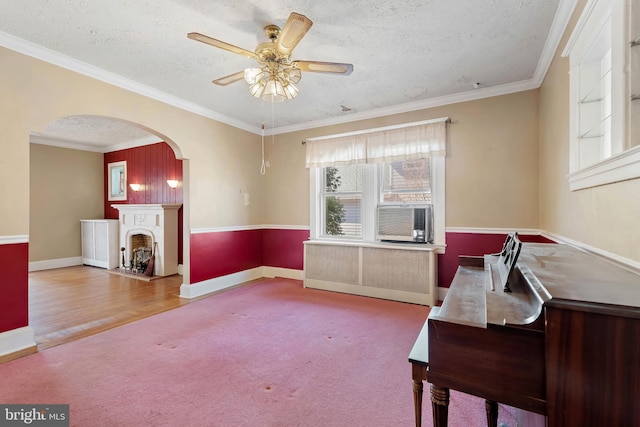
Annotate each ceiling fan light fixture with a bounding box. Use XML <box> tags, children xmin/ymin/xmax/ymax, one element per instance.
<box><xmin>248</xmin><ymin>80</ymin><xmax>266</xmax><ymax>98</ymax></box>
<box><xmin>262</xmin><ymin>78</ymin><xmax>286</xmax><ymax>102</ymax></box>
<box><xmin>244</xmin><ymin>67</ymin><xmax>264</xmax><ymax>85</ymax></box>
<box><xmin>283</xmin><ymin>82</ymin><xmax>299</xmax><ymax>100</ymax></box>
<box><xmin>287</xmin><ymin>68</ymin><xmax>302</xmax><ymax>84</ymax></box>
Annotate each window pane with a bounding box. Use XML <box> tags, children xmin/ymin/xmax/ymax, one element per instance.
<box><xmin>324</xmin><ymin>195</ymin><xmax>362</xmax><ymax>237</ymax></box>
<box><xmin>325</xmin><ymin>165</ymin><xmax>362</xmax><ymax>192</ymax></box>
<box><xmin>382</xmin><ymin>159</ymin><xmax>431</xmax><ymax>203</ymax></box>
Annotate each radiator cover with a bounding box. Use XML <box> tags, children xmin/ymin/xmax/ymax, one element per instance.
<box><xmin>304</xmin><ymin>241</ymin><xmax>437</xmax><ymax>306</ymax></box>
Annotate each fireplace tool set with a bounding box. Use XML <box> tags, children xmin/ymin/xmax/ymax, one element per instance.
<box><xmin>120</xmin><ymin>244</ymin><xmax>155</xmax><ymax>277</ymax></box>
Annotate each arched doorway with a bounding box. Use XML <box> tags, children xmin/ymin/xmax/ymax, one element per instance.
<box><xmin>28</xmin><ymin>115</ymin><xmax>191</xmax><ymax>349</ymax></box>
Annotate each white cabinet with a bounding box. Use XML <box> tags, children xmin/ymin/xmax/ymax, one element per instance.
<box><xmin>81</xmin><ymin>219</ymin><xmax>119</xmax><ymax>269</ymax></box>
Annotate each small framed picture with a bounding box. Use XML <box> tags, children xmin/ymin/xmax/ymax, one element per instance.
<box><xmin>108</xmin><ymin>161</ymin><xmax>127</xmax><ymax>201</ymax></box>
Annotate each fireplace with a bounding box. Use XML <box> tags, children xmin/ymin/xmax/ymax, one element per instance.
<box><xmin>128</xmin><ymin>232</ymin><xmax>153</xmax><ymax>273</ymax></box>
<box><xmin>112</xmin><ymin>204</ymin><xmax>182</xmax><ymax>277</ymax></box>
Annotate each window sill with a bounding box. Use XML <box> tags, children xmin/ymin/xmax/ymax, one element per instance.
<box><xmin>304</xmin><ymin>239</ymin><xmax>446</xmax><ymax>254</ymax></box>
<box><xmin>568</xmin><ymin>145</ymin><xmax>640</xmax><ymax>191</ymax></box>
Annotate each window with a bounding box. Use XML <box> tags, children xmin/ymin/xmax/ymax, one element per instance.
<box><xmin>306</xmin><ymin>118</ymin><xmax>447</xmax><ymax>246</ymax></box>
<box><xmin>563</xmin><ymin>0</ymin><xmax>640</xmax><ymax>190</ymax></box>
<box><xmin>318</xmin><ymin>161</ymin><xmax>430</xmax><ymax>239</ymax></box>
<box><xmin>322</xmin><ymin>165</ymin><xmax>363</xmax><ymax>237</ymax></box>
<box><xmin>310</xmin><ymin>157</ymin><xmax>445</xmax><ymax>245</ymax></box>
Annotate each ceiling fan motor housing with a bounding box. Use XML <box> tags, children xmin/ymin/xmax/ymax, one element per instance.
<box><xmin>264</xmin><ymin>25</ymin><xmax>281</xmax><ymax>41</ymax></box>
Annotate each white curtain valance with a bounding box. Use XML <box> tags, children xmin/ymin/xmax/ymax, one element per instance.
<box><xmin>305</xmin><ymin>118</ymin><xmax>448</xmax><ymax>168</ymax></box>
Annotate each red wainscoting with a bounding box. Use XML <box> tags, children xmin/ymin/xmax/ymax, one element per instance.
<box><xmin>189</xmin><ymin>229</ymin><xmax>555</xmax><ymax>289</ymax></box>
<box><xmin>104</xmin><ymin>142</ymin><xmax>183</xmax><ymax>263</ymax></box>
<box><xmin>190</xmin><ymin>228</ymin><xmax>309</xmax><ymax>284</ymax></box>
<box><xmin>262</xmin><ymin>228</ymin><xmax>309</xmax><ymax>270</ymax></box>
<box><xmin>438</xmin><ymin>232</ymin><xmax>556</xmax><ymax>289</ymax></box>
<box><xmin>0</xmin><ymin>243</ymin><xmax>29</xmax><ymax>333</ymax></box>
<box><xmin>190</xmin><ymin>230</ymin><xmax>264</xmax><ymax>283</ymax></box>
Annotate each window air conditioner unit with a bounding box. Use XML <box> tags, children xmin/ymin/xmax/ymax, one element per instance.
<box><xmin>376</xmin><ymin>205</ymin><xmax>433</xmax><ymax>244</ymax></box>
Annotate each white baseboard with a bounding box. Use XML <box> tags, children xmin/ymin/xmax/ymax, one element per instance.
<box><xmin>437</xmin><ymin>286</ymin><xmax>448</xmax><ymax>302</ymax></box>
<box><xmin>0</xmin><ymin>326</ymin><xmax>36</xmax><ymax>357</ymax></box>
<box><xmin>179</xmin><ymin>267</ymin><xmax>264</xmax><ymax>299</ymax></box>
<box><xmin>180</xmin><ymin>267</ymin><xmax>304</xmax><ymax>299</ymax></box>
<box><xmin>29</xmin><ymin>257</ymin><xmax>82</xmax><ymax>272</ymax></box>
<box><xmin>304</xmin><ymin>278</ymin><xmax>434</xmax><ymax>306</ymax></box>
<box><xmin>263</xmin><ymin>266</ymin><xmax>303</xmax><ymax>280</ymax></box>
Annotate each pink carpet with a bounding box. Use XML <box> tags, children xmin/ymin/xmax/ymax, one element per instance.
<box><xmin>0</xmin><ymin>278</ymin><xmax>517</xmax><ymax>426</ymax></box>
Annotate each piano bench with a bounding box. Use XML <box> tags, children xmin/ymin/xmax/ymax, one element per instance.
<box><xmin>409</xmin><ymin>306</ymin><xmax>440</xmax><ymax>427</ymax></box>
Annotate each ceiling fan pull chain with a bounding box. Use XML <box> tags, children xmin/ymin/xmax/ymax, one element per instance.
<box><xmin>260</xmin><ymin>123</ymin><xmax>266</xmax><ymax>175</ymax></box>
<box><xmin>271</xmin><ymin>101</ymin><xmax>275</xmax><ymax>145</ymax></box>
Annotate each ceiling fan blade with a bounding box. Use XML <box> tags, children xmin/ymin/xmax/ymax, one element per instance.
<box><xmin>213</xmin><ymin>71</ymin><xmax>246</xmax><ymax>86</ymax></box>
<box><xmin>187</xmin><ymin>32</ymin><xmax>259</xmax><ymax>60</ymax></box>
<box><xmin>276</xmin><ymin>12</ymin><xmax>313</xmax><ymax>56</ymax></box>
<box><xmin>292</xmin><ymin>61</ymin><xmax>353</xmax><ymax>75</ymax></box>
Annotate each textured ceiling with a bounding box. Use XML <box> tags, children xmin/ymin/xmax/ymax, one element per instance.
<box><xmin>0</xmin><ymin>0</ymin><xmax>571</xmax><ymax>149</ymax></box>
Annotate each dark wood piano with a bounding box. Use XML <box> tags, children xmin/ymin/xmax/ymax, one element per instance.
<box><xmin>411</xmin><ymin>234</ymin><xmax>640</xmax><ymax>427</ymax></box>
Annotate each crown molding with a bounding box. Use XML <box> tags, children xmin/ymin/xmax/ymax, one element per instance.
<box><xmin>0</xmin><ymin>31</ymin><xmax>259</xmax><ymax>135</ymax></box>
<box><xmin>273</xmin><ymin>79</ymin><xmax>540</xmax><ymax>135</ymax></box>
<box><xmin>29</xmin><ymin>132</ymin><xmax>160</xmax><ymax>153</ymax></box>
<box><xmin>30</xmin><ymin>132</ymin><xmax>104</xmax><ymax>153</ymax></box>
<box><xmin>1</xmin><ymin>0</ymin><xmax>577</xmax><ymax>138</ymax></box>
<box><xmin>533</xmin><ymin>0</ymin><xmax>579</xmax><ymax>83</ymax></box>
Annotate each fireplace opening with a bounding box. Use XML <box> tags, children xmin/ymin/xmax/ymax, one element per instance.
<box><xmin>127</xmin><ymin>233</ymin><xmax>153</xmax><ymax>274</ymax></box>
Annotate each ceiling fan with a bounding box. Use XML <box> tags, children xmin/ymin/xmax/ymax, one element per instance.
<box><xmin>187</xmin><ymin>12</ymin><xmax>354</xmax><ymax>102</ymax></box>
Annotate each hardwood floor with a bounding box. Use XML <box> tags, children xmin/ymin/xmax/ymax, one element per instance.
<box><xmin>0</xmin><ymin>265</ymin><xmax>200</xmax><ymax>364</ymax></box>
<box><xmin>2</xmin><ymin>265</ymin><xmax>255</xmax><ymax>364</ymax></box>
<box><xmin>28</xmin><ymin>266</ymin><xmax>191</xmax><ymax>351</ymax></box>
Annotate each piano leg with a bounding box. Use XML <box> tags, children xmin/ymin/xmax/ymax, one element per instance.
<box><xmin>430</xmin><ymin>384</ymin><xmax>449</xmax><ymax>427</ymax></box>
<box><xmin>485</xmin><ymin>400</ymin><xmax>498</xmax><ymax>427</ymax></box>
<box><xmin>411</xmin><ymin>363</ymin><xmax>427</xmax><ymax>427</ymax></box>
<box><xmin>412</xmin><ymin>378</ymin><xmax>423</xmax><ymax>427</ymax></box>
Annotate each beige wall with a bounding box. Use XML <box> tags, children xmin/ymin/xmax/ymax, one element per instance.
<box><xmin>0</xmin><ymin>46</ymin><xmax>264</xmax><ymax>240</ymax></box>
<box><xmin>29</xmin><ymin>144</ymin><xmax>103</xmax><ymax>261</ymax></box>
<box><xmin>7</xmin><ymin>2</ymin><xmax>640</xmax><ymax>267</ymax></box>
<box><xmin>539</xmin><ymin>0</ymin><xmax>640</xmax><ymax>263</ymax></box>
<box><xmin>265</xmin><ymin>90</ymin><xmax>540</xmax><ymax>229</ymax></box>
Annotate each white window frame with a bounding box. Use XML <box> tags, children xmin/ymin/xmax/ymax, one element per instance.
<box><xmin>318</xmin><ymin>164</ymin><xmax>366</xmax><ymax>240</ymax></box>
<box><xmin>309</xmin><ymin>157</ymin><xmax>445</xmax><ymax>246</ymax></box>
<box><xmin>563</xmin><ymin>0</ymin><xmax>640</xmax><ymax>190</ymax></box>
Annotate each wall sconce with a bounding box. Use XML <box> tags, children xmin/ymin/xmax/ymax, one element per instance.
<box><xmin>129</xmin><ymin>183</ymin><xmax>141</xmax><ymax>191</ymax></box>
<box><xmin>167</xmin><ymin>180</ymin><xmax>179</xmax><ymax>189</ymax></box>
